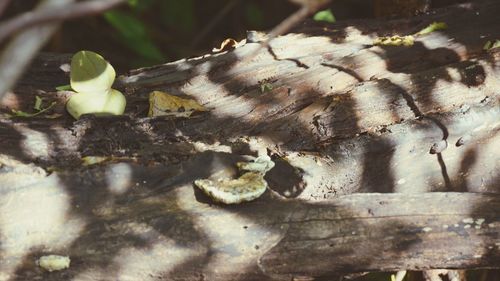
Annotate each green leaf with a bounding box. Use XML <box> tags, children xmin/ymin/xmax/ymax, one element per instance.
<box><xmin>10</xmin><ymin>110</ymin><xmax>32</xmax><ymax>117</ymax></box>
<box><xmin>260</xmin><ymin>83</ymin><xmax>273</xmax><ymax>93</ymax></box>
<box><xmin>34</xmin><ymin>96</ymin><xmax>43</xmax><ymax>111</ymax></box>
<box><xmin>483</xmin><ymin>40</ymin><xmax>492</xmax><ymax>50</ymax></box>
<box><xmin>415</xmin><ymin>22</ymin><xmax>447</xmax><ymax>36</ymax></box>
<box><xmin>127</xmin><ymin>0</ymin><xmax>156</xmax><ymax>13</ymax></box>
<box><xmin>483</xmin><ymin>40</ymin><xmax>500</xmax><ymax>50</ymax></box>
<box><xmin>70</xmin><ymin>50</ymin><xmax>116</xmax><ymax>94</ymax></box>
<box><xmin>55</xmin><ymin>84</ymin><xmax>73</xmax><ymax>91</ymax></box>
<box><xmin>11</xmin><ymin>102</ymin><xmax>56</xmax><ymax>118</ymax></box>
<box><xmin>127</xmin><ymin>0</ymin><xmax>138</xmax><ymax>7</ymax></box>
<box><xmin>104</xmin><ymin>10</ymin><xmax>165</xmax><ymax>62</ymax></box>
<box><xmin>313</xmin><ymin>9</ymin><xmax>336</xmax><ymax>23</ymax></box>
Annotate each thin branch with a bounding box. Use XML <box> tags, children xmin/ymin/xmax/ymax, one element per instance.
<box><xmin>0</xmin><ymin>0</ymin><xmax>12</xmax><ymax>17</ymax></box>
<box><xmin>0</xmin><ymin>0</ymin><xmax>126</xmax><ymax>100</ymax></box>
<box><xmin>239</xmin><ymin>4</ymin><xmax>313</xmax><ymax>64</ymax></box>
<box><xmin>190</xmin><ymin>0</ymin><xmax>240</xmax><ymax>49</ymax></box>
<box><xmin>0</xmin><ymin>0</ymin><xmax>126</xmax><ymax>44</ymax></box>
<box><xmin>240</xmin><ymin>0</ymin><xmax>331</xmax><ymax>64</ymax></box>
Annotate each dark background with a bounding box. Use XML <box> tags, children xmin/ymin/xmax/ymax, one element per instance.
<box><xmin>3</xmin><ymin>0</ymin><xmax>465</xmax><ymax>71</ymax></box>
<box><xmin>2</xmin><ymin>0</ymin><xmax>380</xmax><ymax>71</ymax></box>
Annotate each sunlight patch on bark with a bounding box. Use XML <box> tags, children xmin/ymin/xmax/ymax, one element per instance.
<box><xmin>16</xmin><ymin>125</ymin><xmax>51</xmax><ymax>159</ymax></box>
<box><xmin>0</xmin><ymin>174</ymin><xmax>86</xmax><ymax>278</ymax></box>
<box><xmin>175</xmin><ymin>186</ymin><xmax>286</xmax><ymax>278</ymax></box>
<box><xmin>105</xmin><ymin>163</ymin><xmax>133</xmax><ymax>195</ymax></box>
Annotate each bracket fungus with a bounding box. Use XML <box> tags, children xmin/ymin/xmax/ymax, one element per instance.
<box><xmin>195</xmin><ymin>155</ymin><xmax>275</xmax><ymax>204</ymax></box>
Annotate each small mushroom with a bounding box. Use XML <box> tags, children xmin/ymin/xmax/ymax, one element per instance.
<box><xmin>430</xmin><ymin>140</ymin><xmax>448</xmax><ymax>154</ymax></box>
<box><xmin>37</xmin><ymin>255</ymin><xmax>70</xmax><ymax>272</ymax></box>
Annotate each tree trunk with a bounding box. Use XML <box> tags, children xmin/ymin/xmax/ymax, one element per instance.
<box><xmin>0</xmin><ymin>0</ymin><xmax>498</xmax><ymax>280</ymax></box>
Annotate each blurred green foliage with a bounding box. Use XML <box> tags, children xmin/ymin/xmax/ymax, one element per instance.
<box><xmin>98</xmin><ymin>0</ymin><xmax>295</xmax><ymax>68</ymax></box>
<box><xmin>102</xmin><ymin>0</ymin><xmax>200</xmax><ymax>66</ymax></box>
<box><xmin>104</xmin><ymin>10</ymin><xmax>165</xmax><ymax>62</ymax></box>
<box><xmin>126</xmin><ymin>0</ymin><xmax>154</xmax><ymax>12</ymax></box>
<box><xmin>313</xmin><ymin>9</ymin><xmax>336</xmax><ymax>23</ymax></box>
<box><xmin>45</xmin><ymin>0</ymin><xmax>341</xmax><ymax>69</ymax></box>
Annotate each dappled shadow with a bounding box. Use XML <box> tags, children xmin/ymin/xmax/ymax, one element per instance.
<box><xmin>1</xmin><ymin>1</ymin><xmax>500</xmax><ymax>279</ymax></box>
<box><xmin>456</xmin><ymin>147</ymin><xmax>477</xmax><ymax>192</ymax></box>
<box><xmin>0</xmin><ymin>122</ymin><xmax>31</xmax><ymax>163</ymax></box>
<box><xmin>4</xmin><ymin>161</ymin><xmax>214</xmax><ymax>280</ymax></box>
<box><xmin>359</xmin><ymin>137</ymin><xmax>396</xmax><ymax>193</ymax></box>
<box><xmin>267</xmin><ymin>46</ymin><xmax>310</xmax><ymax>69</ymax></box>
<box><xmin>378</xmin><ymin>43</ymin><xmax>462</xmax><ymax>75</ymax></box>
<box><xmin>265</xmin><ymin>153</ymin><xmax>306</xmax><ymax>198</ymax></box>
<box><xmin>372</xmin><ymin>76</ymin><xmax>453</xmax><ymax>192</ymax></box>
<box><xmin>320</xmin><ymin>63</ymin><xmax>363</xmax><ymax>82</ymax></box>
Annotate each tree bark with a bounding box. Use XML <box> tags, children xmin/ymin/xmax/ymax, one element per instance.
<box><xmin>0</xmin><ymin>0</ymin><xmax>499</xmax><ymax>280</ymax></box>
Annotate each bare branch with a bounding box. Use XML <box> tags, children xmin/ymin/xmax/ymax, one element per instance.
<box><xmin>0</xmin><ymin>0</ymin><xmax>125</xmax><ymax>44</ymax></box>
<box><xmin>0</xmin><ymin>0</ymin><xmax>12</xmax><ymax>17</ymax></box>
<box><xmin>190</xmin><ymin>0</ymin><xmax>240</xmax><ymax>49</ymax></box>
<box><xmin>0</xmin><ymin>0</ymin><xmax>126</xmax><ymax>100</ymax></box>
<box><xmin>240</xmin><ymin>4</ymin><xmax>315</xmax><ymax>64</ymax></box>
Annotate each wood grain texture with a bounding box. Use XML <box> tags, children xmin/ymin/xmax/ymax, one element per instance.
<box><xmin>0</xmin><ymin>0</ymin><xmax>499</xmax><ymax>280</ymax></box>
<box><xmin>0</xmin><ymin>167</ymin><xmax>499</xmax><ymax>280</ymax></box>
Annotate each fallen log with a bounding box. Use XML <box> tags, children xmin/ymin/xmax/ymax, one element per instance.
<box><xmin>0</xmin><ymin>0</ymin><xmax>499</xmax><ymax>280</ymax></box>
<box><xmin>1</xmin><ymin>166</ymin><xmax>500</xmax><ymax>280</ymax></box>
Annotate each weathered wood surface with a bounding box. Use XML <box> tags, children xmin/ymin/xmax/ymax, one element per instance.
<box><xmin>1</xmin><ymin>164</ymin><xmax>500</xmax><ymax>280</ymax></box>
<box><xmin>2</xmin><ymin>0</ymin><xmax>499</xmax><ymax>197</ymax></box>
<box><xmin>0</xmin><ymin>0</ymin><xmax>499</xmax><ymax>280</ymax></box>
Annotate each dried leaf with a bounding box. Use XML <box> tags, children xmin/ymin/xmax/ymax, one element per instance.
<box><xmin>212</xmin><ymin>38</ymin><xmax>244</xmax><ymax>53</ymax></box>
<box><xmin>148</xmin><ymin>91</ymin><xmax>206</xmax><ymax>117</ymax></box>
<box><xmin>81</xmin><ymin>156</ymin><xmax>135</xmax><ymax>166</ymax></box>
<box><xmin>81</xmin><ymin>156</ymin><xmax>109</xmax><ymax>166</ymax></box>
<box><xmin>374</xmin><ymin>35</ymin><xmax>414</xmax><ymax>46</ymax></box>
